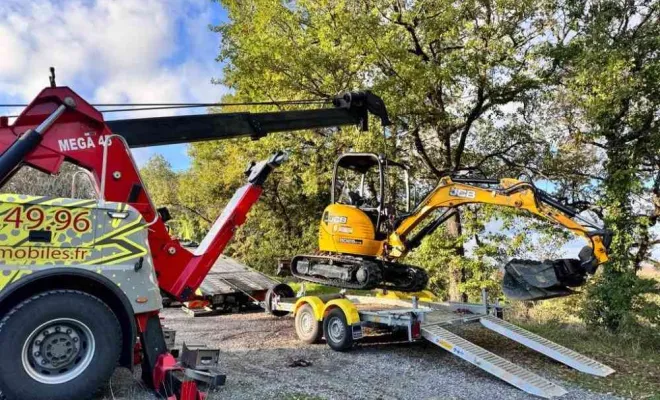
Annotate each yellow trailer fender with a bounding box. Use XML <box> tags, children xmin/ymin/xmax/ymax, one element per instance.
<box><xmin>323</xmin><ymin>298</ymin><xmax>360</xmax><ymax>325</ymax></box>
<box><xmin>376</xmin><ymin>289</ymin><xmax>437</xmax><ymax>303</ymax></box>
<box><xmin>293</xmin><ymin>296</ymin><xmax>326</xmax><ymax>321</ymax></box>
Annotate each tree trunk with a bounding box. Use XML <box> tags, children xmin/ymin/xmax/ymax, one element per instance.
<box><xmin>584</xmin><ymin>140</ymin><xmax>638</xmax><ymax>331</ymax></box>
<box><xmin>446</xmin><ymin>211</ymin><xmax>468</xmax><ymax>302</ymax></box>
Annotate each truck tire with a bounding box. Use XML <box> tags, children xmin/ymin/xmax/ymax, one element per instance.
<box><xmin>264</xmin><ymin>283</ymin><xmax>295</xmax><ymax>317</ymax></box>
<box><xmin>295</xmin><ymin>304</ymin><xmax>322</xmax><ymax>344</ymax></box>
<box><xmin>0</xmin><ymin>290</ymin><xmax>122</xmax><ymax>400</ymax></box>
<box><xmin>323</xmin><ymin>308</ymin><xmax>354</xmax><ymax>352</ymax></box>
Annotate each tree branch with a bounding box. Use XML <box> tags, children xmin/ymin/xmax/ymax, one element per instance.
<box><xmin>391</xmin><ymin>5</ymin><xmax>431</xmax><ymax>62</ymax></box>
<box><xmin>454</xmin><ymin>84</ymin><xmax>486</xmax><ymax>168</ymax></box>
<box><xmin>412</xmin><ymin>127</ymin><xmax>443</xmax><ymax>177</ymax></box>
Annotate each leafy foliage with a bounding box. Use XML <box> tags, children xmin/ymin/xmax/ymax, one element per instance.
<box><xmin>542</xmin><ymin>0</ymin><xmax>660</xmax><ymax>330</ymax></box>
<box><xmin>138</xmin><ymin>0</ymin><xmax>658</xmax><ymax>330</ymax></box>
<box><xmin>209</xmin><ymin>0</ymin><xmax>568</xmax><ymax>300</ymax></box>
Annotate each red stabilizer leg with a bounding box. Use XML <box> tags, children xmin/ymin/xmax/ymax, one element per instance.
<box><xmin>180</xmin><ymin>381</ymin><xmax>204</xmax><ymax>400</ymax></box>
<box><xmin>153</xmin><ymin>353</ymin><xmax>207</xmax><ymax>400</ymax></box>
<box><xmin>138</xmin><ymin>312</ymin><xmax>209</xmax><ymax>400</ymax></box>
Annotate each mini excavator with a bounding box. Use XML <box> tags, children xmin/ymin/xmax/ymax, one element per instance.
<box><xmin>290</xmin><ymin>153</ymin><xmax>612</xmax><ymax>300</ymax></box>
<box><xmin>0</xmin><ymin>78</ymin><xmax>389</xmax><ymax>400</ymax></box>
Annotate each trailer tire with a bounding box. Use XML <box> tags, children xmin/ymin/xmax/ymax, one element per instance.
<box><xmin>264</xmin><ymin>283</ymin><xmax>295</xmax><ymax>317</ymax></box>
<box><xmin>0</xmin><ymin>290</ymin><xmax>122</xmax><ymax>400</ymax></box>
<box><xmin>323</xmin><ymin>308</ymin><xmax>354</xmax><ymax>351</ymax></box>
<box><xmin>295</xmin><ymin>304</ymin><xmax>322</xmax><ymax>344</ymax></box>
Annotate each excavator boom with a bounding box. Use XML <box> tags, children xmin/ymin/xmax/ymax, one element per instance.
<box><xmin>388</xmin><ymin>176</ymin><xmax>611</xmax><ymax>300</ymax></box>
<box><xmin>393</xmin><ymin>176</ymin><xmax>610</xmax><ymax>261</ymax></box>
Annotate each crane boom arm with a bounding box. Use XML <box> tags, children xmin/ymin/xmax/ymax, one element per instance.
<box><xmin>0</xmin><ymin>86</ymin><xmax>390</xmax><ymax>301</ymax></box>
<box><xmin>108</xmin><ymin>100</ymin><xmax>385</xmax><ymax>147</ymax></box>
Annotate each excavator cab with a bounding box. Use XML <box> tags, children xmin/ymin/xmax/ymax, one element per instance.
<box><xmin>294</xmin><ymin>152</ymin><xmax>428</xmax><ymax>292</ymax></box>
<box><xmin>320</xmin><ymin>152</ymin><xmax>409</xmax><ymax>255</ymax></box>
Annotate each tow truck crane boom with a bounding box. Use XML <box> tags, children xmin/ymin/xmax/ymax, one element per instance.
<box><xmin>0</xmin><ymin>85</ymin><xmax>390</xmax><ymax>400</ymax></box>
<box><xmin>107</xmin><ymin>91</ymin><xmax>389</xmax><ymax>146</ymax></box>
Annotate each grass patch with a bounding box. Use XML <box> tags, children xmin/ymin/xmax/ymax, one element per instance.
<box><xmin>287</xmin><ymin>282</ymin><xmax>343</xmax><ymax>296</ymax></box>
<box><xmin>510</xmin><ymin>319</ymin><xmax>660</xmax><ymax>399</ymax></box>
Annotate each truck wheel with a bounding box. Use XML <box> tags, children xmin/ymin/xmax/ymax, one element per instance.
<box><xmin>264</xmin><ymin>283</ymin><xmax>295</xmax><ymax>317</ymax></box>
<box><xmin>323</xmin><ymin>308</ymin><xmax>354</xmax><ymax>352</ymax></box>
<box><xmin>0</xmin><ymin>290</ymin><xmax>122</xmax><ymax>400</ymax></box>
<box><xmin>295</xmin><ymin>304</ymin><xmax>322</xmax><ymax>344</ymax></box>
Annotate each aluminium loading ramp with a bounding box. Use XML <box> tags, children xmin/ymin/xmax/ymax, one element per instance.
<box><xmin>479</xmin><ymin>316</ymin><xmax>615</xmax><ymax>377</ymax></box>
<box><xmin>416</xmin><ymin>303</ymin><xmax>614</xmax><ymax>398</ymax></box>
<box><xmin>349</xmin><ymin>294</ymin><xmax>614</xmax><ymax>398</ymax></box>
<box><xmin>422</xmin><ymin>324</ymin><xmax>567</xmax><ymax>398</ymax></box>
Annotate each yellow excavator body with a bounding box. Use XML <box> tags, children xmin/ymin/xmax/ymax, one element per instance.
<box><xmin>318</xmin><ymin>203</ymin><xmax>383</xmax><ymax>256</ymax></box>
<box><xmin>291</xmin><ymin>152</ymin><xmax>612</xmax><ymax>299</ymax></box>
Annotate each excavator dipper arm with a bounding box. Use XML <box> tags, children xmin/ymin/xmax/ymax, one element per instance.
<box><xmin>389</xmin><ymin>177</ymin><xmax>611</xmax><ymax>300</ymax></box>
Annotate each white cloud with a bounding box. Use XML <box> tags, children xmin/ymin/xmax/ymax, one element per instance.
<box><xmin>0</xmin><ymin>0</ymin><xmax>227</xmax><ymax>167</ymax></box>
<box><xmin>0</xmin><ymin>0</ymin><xmax>225</xmax><ymax>106</ymax></box>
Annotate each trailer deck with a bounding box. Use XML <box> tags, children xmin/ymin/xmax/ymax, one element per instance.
<box><xmin>266</xmin><ymin>288</ymin><xmax>614</xmax><ymax>399</ymax></box>
<box><xmin>173</xmin><ymin>254</ymin><xmax>278</xmax><ymax>315</ymax></box>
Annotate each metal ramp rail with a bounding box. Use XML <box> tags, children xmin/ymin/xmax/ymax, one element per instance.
<box><xmin>479</xmin><ymin>316</ymin><xmax>615</xmax><ymax>377</ymax></box>
<box><xmin>422</xmin><ymin>324</ymin><xmax>568</xmax><ymax>398</ymax></box>
<box><xmin>420</xmin><ymin>306</ymin><xmax>615</xmax><ymax>399</ymax></box>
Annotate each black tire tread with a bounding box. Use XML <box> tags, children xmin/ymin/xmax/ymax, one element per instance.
<box><xmin>265</xmin><ymin>283</ymin><xmax>295</xmax><ymax>317</ymax></box>
<box><xmin>295</xmin><ymin>304</ymin><xmax>322</xmax><ymax>344</ymax></box>
<box><xmin>0</xmin><ymin>289</ymin><xmax>122</xmax><ymax>400</ymax></box>
<box><xmin>323</xmin><ymin>308</ymin><xmax>354</xmax><ymax>352</ymax></box>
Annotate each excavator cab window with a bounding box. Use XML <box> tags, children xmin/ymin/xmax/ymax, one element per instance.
<box><xmin>383</xmin><ymin>160</ymin><xmax>410</xmax><ymax>216</ymax></box>
<box><xmin>332</xmin><ymin>154</ymin><xmax>383</xmax><ymax>207</ymax></box>
<box><xmin>332</xmin><ymin>153</ymin><xmax>412</xmax><ymax>237</ymax></box>
<box><xmin>332</xmin><ymin>153</ymin><xmax>384</xmax><ymax>228</ymax></box>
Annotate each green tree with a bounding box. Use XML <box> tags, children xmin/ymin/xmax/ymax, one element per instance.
<box><xmin>140</xmin><ymin>155</ymin><xmax>210</xmax><ymax>241</ymax></box>
<box><xmin>545</xmin><ymin>0</ymin><xmax>660</xmax><ymax>331</ymax></box>
<box><xmin>212</xmin><ymin>0</ymin><xmax>563</xmax><ymax>300</ymax></box>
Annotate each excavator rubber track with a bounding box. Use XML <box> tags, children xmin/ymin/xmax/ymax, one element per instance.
<box><xmin>290</xmin><ymin>255</ymin><xmax>428</xmax><ymax>292</ymax></box>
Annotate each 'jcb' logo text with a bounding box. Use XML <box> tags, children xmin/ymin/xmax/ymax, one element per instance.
<box><xmin>449</xmin><ymin>188</ymin><xmax>476</xmax><ymax>199</ymax></box>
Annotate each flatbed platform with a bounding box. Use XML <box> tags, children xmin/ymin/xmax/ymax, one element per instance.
<box><xmin>172</xmin><ymin>254</ymin><xmax>277</xmax><ymax>315</ymax></box>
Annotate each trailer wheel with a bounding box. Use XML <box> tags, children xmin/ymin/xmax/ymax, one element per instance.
<box><xmin>264</xmin><ymin>283</ymin><xmax>295</xmax><ymax>317</ymax></box>
<box><xmin>323</xmin><ymin>308</ymin><xmax>354</xmax><ymax>351</ymax></box>
<box><xmin>0</xmin><ymin>290</ymin><xmax>121</xmax><ymax>400</ymax></box>
<box><xmin>295</xmin><ymin>304</ymin><xmax>322</xmax><ymax>344</ymax></box>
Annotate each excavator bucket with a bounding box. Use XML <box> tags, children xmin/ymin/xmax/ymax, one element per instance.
<box><xmin>502</xmin><ymin>239</ymin><xmax>611</xmax><ymax>301</ymax></box>
<box><xmin>503</xmin><ymin>260</ymin><xmax>572</xmax><ymax>300</ymax></box>
<box><xmin>502</xmin><ymin>259</ymin><xmax>583</xmax><ymax>301</ymax></box>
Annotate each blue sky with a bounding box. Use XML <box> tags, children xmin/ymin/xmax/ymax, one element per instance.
<box><xmin>0</xmin><ymin>0</ymin><xmax>228</xmax><ymax>170</ymax></box>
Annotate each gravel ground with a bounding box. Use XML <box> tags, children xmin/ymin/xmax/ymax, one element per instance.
<box><xmin>96</xmin><ymin>308</ymin><xmax>621</xmax><ymax>400</ymax></box>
